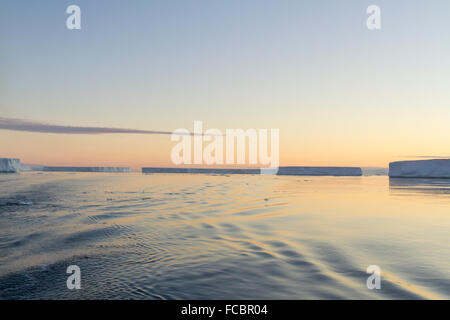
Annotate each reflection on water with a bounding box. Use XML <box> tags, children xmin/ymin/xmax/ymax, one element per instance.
<box><xmin>390</xmin><ymin>178</ymin><xmax>450</xmax><ymax>196</ymax></box>
<box><xmin>0</xmin><ymin>173</ymin><xmax>449</xmax><ymax>299</ymax></box>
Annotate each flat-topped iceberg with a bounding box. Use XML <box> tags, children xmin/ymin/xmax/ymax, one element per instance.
<box><xmin>389</xmin><ymin>159</ymin><xmax>450</xmax><ymax>178</ymax></box>
<box><xmin>277</xmin><ymin>166</ymin><xmax>362</xmax><ymax>176</ymax></box>
<box><xmin>43</xmin><ymin>166</ymin><xmax>131</xmax><ymax>173</ymax></box>
<box><xmin>142</xmin><ymin>167</ymin><xmax>260</xmax><ymax>174</ymax></box>
<box><xmin>142</xmin><ymin>166</ymin><xmax>362</xmax><ymax>176</ymax></box>
<box><xmin>0</xmin><ymin>158</ymin><xmax>21</xmax><ymax>173</ymax></box>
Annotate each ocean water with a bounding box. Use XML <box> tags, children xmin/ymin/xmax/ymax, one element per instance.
<box><xmin>0</xmin><ymin>172</ymin><xmax>449</xmax><ymax>299</ymax></box>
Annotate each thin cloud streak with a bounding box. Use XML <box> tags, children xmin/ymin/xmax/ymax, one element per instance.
<box><xmin>0</xmin><ymin>117</ymin><xmax>194</xmax><ymax>136</ymax></box>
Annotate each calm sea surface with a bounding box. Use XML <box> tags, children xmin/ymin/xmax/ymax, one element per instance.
<box><xmin>0</xmin><ymin>172</ymin><xmax>449</xmax><ymax>299</ymax></box>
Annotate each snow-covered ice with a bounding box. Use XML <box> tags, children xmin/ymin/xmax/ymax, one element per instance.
<box><xmin>0</xmin><ymin>158</ymin><xmax>20</xmax><ymax>173</ymax></box>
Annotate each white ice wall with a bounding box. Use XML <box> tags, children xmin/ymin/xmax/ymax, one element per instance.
<box><xmin>0</xmin><ymin>158</ymin><xmax>21</xmax><ymax>173</ymax></box>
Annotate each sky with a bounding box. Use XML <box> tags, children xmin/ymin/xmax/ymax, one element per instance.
<box><xmin>1</xmin><ymin>0</ymin><xmax>450</xmax><ymax>170</ymax></box>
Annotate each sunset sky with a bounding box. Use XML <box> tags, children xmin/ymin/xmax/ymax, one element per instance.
<box><xmin>1</xmin><ymin>0</ymin><xmax>450</xmax><ymax>170</ymax></box>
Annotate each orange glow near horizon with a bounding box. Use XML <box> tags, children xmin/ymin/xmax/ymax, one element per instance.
<box><xmin>2</xmin><ymin>127</ymin><xmax>448</xmax><ymax>171</ymax></box>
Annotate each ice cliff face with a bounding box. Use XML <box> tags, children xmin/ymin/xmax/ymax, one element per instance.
<box><xmin>43</xmin><ymin>167</ymin><xmax>131</xmax><ymax>173</ymax></box>
<box><xmin>389</xmin><ymin>159</ymin><xmax>450</xmax><ymax>178</ymax></box>
<box><xmin>0</xmin><ymin>158</ymin><xmax>21</xmax><ymax>173</ymax></box>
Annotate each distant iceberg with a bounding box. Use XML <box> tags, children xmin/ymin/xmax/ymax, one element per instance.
<box><xmin>362</xmin><ymin>167</ymin><xmax>389</xmax><ymax>176</ymax></box>
<box><xmin>142</xmin><ymin>167</ymin><xmax>260</xmax><ymax>174</ymax></box>
<box><xmin>389</xmin><ymin>159</ymin><xmax>450</xmax><ymax>178</ymax></box>
<box><xmin>277</xmin><ymin>166</ymin><xmax>362</xmax><ymax>176</ymax></box>
<box><xmin>0</xmin><ymin>158</ymin><xmax>20</xmax><ymax>173</ymax></box>
<box><xmin>43</xmin><ymin>167</ymin><xmax>131</xmax><ymax>173</ymax></box>
<box><xmin>142</xmin><ymin>166</ymin><xmax>362</xmax><ymax>176</ymax></box>
<box><xmin>19</xmin><ymin>163</ymin><xmax>45</xmax><ymax>172</ymax></box>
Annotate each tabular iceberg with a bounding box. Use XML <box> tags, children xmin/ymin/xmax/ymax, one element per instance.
<box><xmin>277</xmin><ymin>166</ymin><xmax>362</xmax><ymax>176</ymax></box>
<box><xmin>389</xmin><ymin>159</ymin><xmax>450</xmax><ymax>178</ymax></box>
<box><xmin>142</xmin><ymin>166</ymin><xmax>363</xmax><ymax>176</ymax></box>
<box><xmin>43</xmin><ymin>167</ymin><xmax>131</xmax><ymax>173</ymax></box>
<box><xmin>0</xmin><ymin>158</ymin><xmax>21</xmax><ymax>173</ymax></box>
<box><xmin>142</xmin><ymin>167</ymin><xmax>260</xmax><ymax>174</ymax></box>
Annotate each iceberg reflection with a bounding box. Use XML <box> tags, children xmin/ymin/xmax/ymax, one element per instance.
<box><xmin>389</xmin><ymin>178</ymin><xmax>450</xmax><ymax>196</ymax></box>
